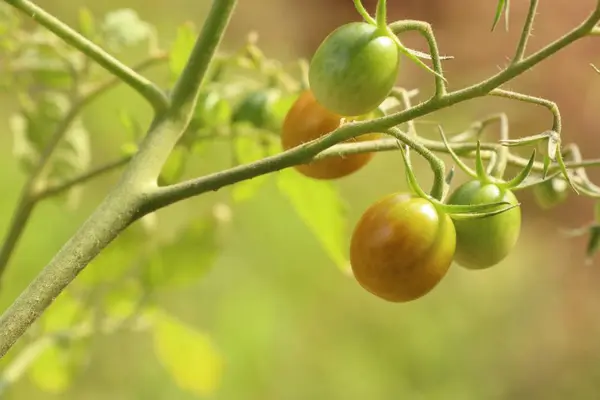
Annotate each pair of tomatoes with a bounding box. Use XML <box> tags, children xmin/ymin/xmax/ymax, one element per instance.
<box><xmin>280</xmin><ymin>89</ymin><xmax>522</xmax><ymax>304</ymax></box>
<box><xmin>350</xmin><ymin>182</ymin><xmax>521</xmax><ymax>303</ymax></box>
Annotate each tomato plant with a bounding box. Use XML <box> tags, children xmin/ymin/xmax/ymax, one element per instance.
<box><xmin>280</xmin><ymin>89</ymin><xmax>380</xmax><ymax>180</ymax></box>
<box><xmin>447</xmin><ymin>180</ymin><xmax>521</xmax><ymax>270</ymax></box>
<box><xmin>533</xmin><ymin>176</ymin><xmax>569</xmax><ymax>209</ymax></box>
<box><xmin>308</xmin><ymin>22</ymin><xmax>400</xmax><ymax>116</ymax></box>
<box><xmin>350</xmin><ymin>193</ymin><xmax>456</xmax><ymax>302</ymax></box>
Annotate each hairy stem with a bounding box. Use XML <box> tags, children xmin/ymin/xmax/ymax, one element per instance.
<box><xmin>489</xmin><ymin>88</ymin><xmax>561</xmax><ymax>131</ymax></box>
<box><xmin>513</xmin><ymin>0</ymin><xmax>539</xmax><ymax>62</ymax></box>
<box><xmin>2</xmin><ymin>0</ymin><xmax>169</xmax><ymax>113</ymax></box>
<box><xmin>389</xmin><ymin>20</ymin><xmax>448</xmax><ymax>97</ymax></box>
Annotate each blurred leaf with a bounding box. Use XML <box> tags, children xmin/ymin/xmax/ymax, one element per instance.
<box><xmin>40</xmin><ymin>291</ymin><xmax>85</xmax><ymax>333</ymax></box>
<box><xmin>158</xmin><ymin>146</ymin><xmax>188</xmax><ymax>186</ymax></box>
<box><xmin>101</xmin><ymin>9</ymin><xmax>151</xmax><ymax>50</ymax></box>
<box><xmin>169</xmin><ymin>22</ymin><xmax>197</xmax><ymax>81</ymax></box>
<box><xmin>276</xmin><ymin>169</ymin><xmax>349</xmax><ymax>270</ymax></box>
<box><xmin>152</xmin><ymin>311</ymin><xmax>223</xmax><ymax>397</ymax></box>
<box><xmin>28</xmin><ymin>342</ymin><xmax>72</xmax><ymax>394</ymax></box>
<box><xmin>269</xmin><ymin>92</ymin><xmax>298</xmax><ymax>129</ymax></box>
<box><xmin>48</xmin><ymin>118</ymin><xmax>91</xmax><ymax>186</ymax></box>
<box><xmin>586</xmin><ymin>225</ymin><xmax>600</xmax><ymax>265</ymax></box>
<box><xmin>144</xmin><ymin>216</ymin><xmax>219</xmax><ymax>288</ymax></box>
<box><xmin>103</xmin><ymin>281</ymin><xmax>144</xmax><ymax>319</ymax></box>
<box><xmin>78</xmin><ymin>7</ymin><xmax>95</xmax><ymax>39</ymax></box>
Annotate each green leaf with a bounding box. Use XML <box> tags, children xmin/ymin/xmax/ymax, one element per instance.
<box><xmin>158</xmin><ymin>146</ymin><xmax>188</xmax><ymax>186</ymax></box>
<box><xmin>144</xmin><ymin>216</ymin><xmax>220</xmax><ymax>288</ymax></box>
<box><xmin>152</xmin><ymin>311</ymin><xmax>223</xmax><ymax>397</ymax></box>
<box><xmin>491</xmin><ymin>0</ymin><xmax>510</xmax><ymax>32</ymax></box>
<box><xmin>276</xmin><ymin>168</ymin><xmax>349</xmax><ymax>270</ymax></box>
<box><xmin>169</xmin><ymin>22</ymin><xmax>197</xmax><ymax>82</ymax></box>
<box><xmin>28</xmin><ymin>342</ymin><xmax>73</xmax><ymax>394</ymax></box>
<box><xmin>101</xmin><ymin>9</ymin><xmax>151</xmax><ymax>50</ymax></box>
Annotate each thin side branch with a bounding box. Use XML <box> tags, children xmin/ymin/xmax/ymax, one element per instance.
<box><xmin>389</xmin><ymin>20</ymin><xmax>448</xmax><ymax>97</ymax></box>
<box><xmin>512</xmin><ymin>0</ymin><xmax>539</xmax><ymax>63</ymax></box>
<box><xmin>36</xmin><ymin>156</ymin><xmax>132</xmax><ymax>201</ymax></box>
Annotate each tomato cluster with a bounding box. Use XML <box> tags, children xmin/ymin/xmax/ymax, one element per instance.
<box><xmin>349</xmin><ymin>180</ymin><xmax>522</xmax><ymax>303</ymax></box>
<box><xmin>276</xmin><ymin>10</ymin><xmax>531</xmax><ymax>304</ymax></box>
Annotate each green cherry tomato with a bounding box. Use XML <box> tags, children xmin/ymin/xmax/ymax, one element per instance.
<box><xmin>193</xmin><ymin>91</ymin><xmax>232</xmax><ymax>129</ymax></box>
<box><xmin>532</xmin><ymin>177</ymin><xmax>569</xmax><ymax>209</ymax></box>
<box><xmin>232</xmin><ymin>89</ymin><xmax>280</xmax><ymax>130</ymax></box>
<box><xmin>447</xmin><ymin>180</ymin><xmax>521</xmax><ymax>270</ymax></box>
<box><xmin>309</xmin><ymin>22</ymin><xmax>400</xmax><ymax>117</ymax></box>
<box><xmin>350</xmin><ymin>193</ymin><xmax>456</xmax><ymax>302</ymax></box>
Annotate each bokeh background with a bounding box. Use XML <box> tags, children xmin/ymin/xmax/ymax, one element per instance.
<box><xmin>2</xmin><ymin>0</ymin><xmax>600</xmax><ymax>399</ymax></box>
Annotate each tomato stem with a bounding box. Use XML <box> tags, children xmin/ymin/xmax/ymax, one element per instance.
<box><xmin>375</xmin><ymin>0</ymin><xmax>387</xmax><ymax>29</ymax></box>
<box><xmin>353</xmin><ymin>0</ymin><xmax>376</xmax><ymax>25</ymax></box>
<box><xmin>387</xmin><ymin>127</ymin><xmax>446</xmax><ymax>200</ymax></box>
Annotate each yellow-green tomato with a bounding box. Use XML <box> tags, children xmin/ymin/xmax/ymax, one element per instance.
<box><xmin>350</xmin><ymin>193</ymin><xmax>456</xmax><ymax>302</ymax></box>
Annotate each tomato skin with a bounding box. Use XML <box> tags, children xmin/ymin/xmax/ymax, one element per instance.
<box><xmin>350</xmin><ymin>193</ymin><xmax>456</xmax><ymax>302</ymax></box>
<box><xmin>533</xmin><ymin>177</ymin><xmax>569</xmax><ymax>209</ymax></box>
<box><xmin>447</xmin><ymin>180</ymin><xmax>521</xmax><ymax>270</ymax></box>
<box><xmin>309</xmin><ymin>22</ymin><xmax>400</xmax><ymax>116</ymax></box>
<box><xmin>281</xmin><ymin>90</ymin><xmax>379</xmax><ymax>180</ymax></box>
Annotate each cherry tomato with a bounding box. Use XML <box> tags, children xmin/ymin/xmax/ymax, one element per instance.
<box><xmin>350</xmin><ymin>193</ymin><xmax>456</xmax><ymax>302</ymax></box>
<box><xmin>532</xmin><ymin>177</ymin><xmax>569</xmax><ymax>209</ymax></box>
<box><xmin>447</xmin><ymin>180</ymin><xmax>521</xmax><ymax>270</ymax></box>
<box><xmin>281</xmin><ymin>90</ymin><xmax>379</xmax><ymax>180</ymax></box>
<box><xmin>309</xmin><ymin>22</ymin><xmax>400</xmax><ymax>116</ymax></box>
<box><xmin>232</xmin><ymin>89</ymin><xmax>279</xmax><ymax>130</ymax></box>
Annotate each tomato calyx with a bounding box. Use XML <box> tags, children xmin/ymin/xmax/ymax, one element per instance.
<box><xmin>397</xmin><ymin>143</ymin><xmax>518</xmax><ymax>220</ymax></box>
<box><xmin>352</xmin><ymin>0</ymin><xmax>450</xmax><ymax>83</ymax></box>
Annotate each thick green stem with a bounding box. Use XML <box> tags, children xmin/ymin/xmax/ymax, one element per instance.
<box><xmin>2</xmin><ymin>0</ymin><xmax>169</xmax><ymax>113</ymax></box>
<box><xmin>0</xmin><ymin>187</ymin><xmax>140</xmax><ymax>358</ymax></box>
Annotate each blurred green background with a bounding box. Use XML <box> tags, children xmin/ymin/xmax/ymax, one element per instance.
<box><xmin>2</xmin><ymin>0</ymin><xmax>600</xmax><ymax>399</ymax></box>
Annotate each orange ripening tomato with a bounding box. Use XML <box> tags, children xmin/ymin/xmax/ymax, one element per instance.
<box><xmin>281</xmin><ymin>90</ymin><xmax>380</xmax><ymax>180</ymax></box>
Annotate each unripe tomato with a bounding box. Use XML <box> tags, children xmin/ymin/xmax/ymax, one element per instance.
<box><xmin>532</xmin><ymin>177</ymin><xmax>569</xmax><ymax>209</ymax></box>
<box><xmin>447</xmin><ymin>180</ymin><xmax>521</xmax><ymax>270</ymax></box>
<box><xmin>281</xmin><ymin>90</ymin><xmax>379</xmax><ymax>180</ymax></box>
<box><xmin>232</xmin><ymin>89</ymin><xmax>279</xmax><ymax>130</ymax></box>
<box><xmin>350</xmin><ymin>193</ymin><xmax>456</xmax><ymax>302</ymax></box>
<box><xmin>309</xmin><ymin>22</ymin><xmax>400</xmax><ymax>116</ymax></box>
